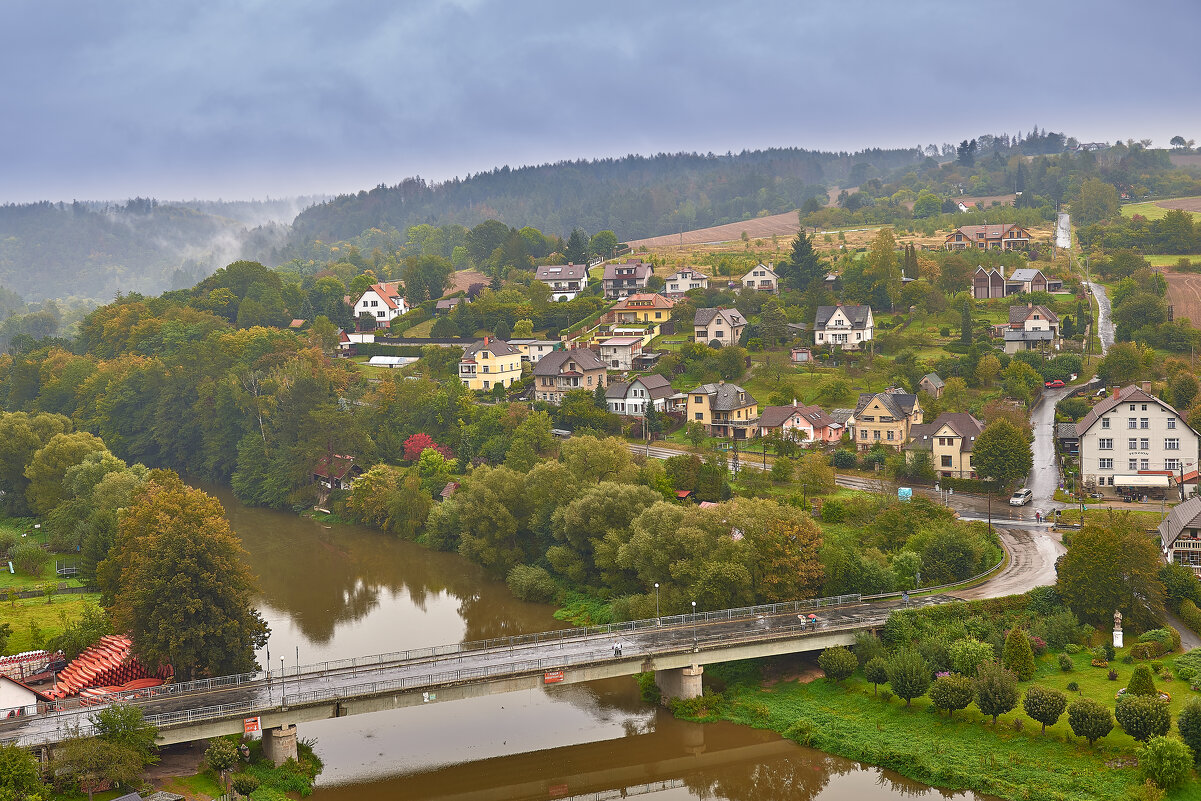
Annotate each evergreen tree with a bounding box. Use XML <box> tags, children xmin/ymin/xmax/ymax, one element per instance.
<box><xmin>1002</xmin><ymin>627</ymin><xmax>1036</xmax><ymax>681</ymax></box>
<box><xmin>565</xmin><ymin>229</ymin><xmax>591</xmax><ymax>265</ymax></box>
<box><xmin>974</xmin><ymin>660</ymin><xmax>1019</xmax><ymax>724</ymax></box>
<box><xmin>960</xmin><ymin>298</ymin><xmax>973</xmax><ymax>346</ymax></box>
<box><xmin>782</xmin><ymin>232</ymin><xmax>824</xmax><ymax>289</ymax></box>
<box><xmin>1023</xmin><ymin>685</ymin><xmax>1068</xmax><ymax>733</ymax></box>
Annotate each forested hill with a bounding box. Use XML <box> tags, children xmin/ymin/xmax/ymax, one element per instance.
<box><xmin>0</xmin><ymin>198</ymin><xmax>304</xmax><ymax>304</ymax></box>
<box><xmin>288</xmin><ymin>147</ymin><xmax>925</xmax><ymax>246</ymax></box>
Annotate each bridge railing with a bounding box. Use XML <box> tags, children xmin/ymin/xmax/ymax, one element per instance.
<box><xmin>4</xmin><ymin>605</ymin><xmax>913</xmax><ymax>747</ymax></box>
<box><xmin>268</xmin><ymin>593</ymin><xmax>864</xmax><ymax>680</ymax></box>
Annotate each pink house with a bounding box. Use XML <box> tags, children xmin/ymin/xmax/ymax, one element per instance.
<box><xmin>756</xmin><ymin>400</ymin><xmax>842</xmax><ymax>443</ymax></box>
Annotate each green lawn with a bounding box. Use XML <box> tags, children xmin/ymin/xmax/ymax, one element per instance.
<box><xmin>1121</xmin><ymin>198</ymin><xmax>1201</xmax><ymax>222</ymax></box>
<box><xmin>2</xmin><ymin>593</ymin><xmax>103</xmax><ymax>655</ymax></box>
<box><xmin>1144</xmin><ymin>254</ymin><xmax>1201</xmax><ymax>267</ymax></box>
<box><xmin>693</xmin><ymin>645</ymin><xmax>1201</xmax><ymax>800</ymax></box>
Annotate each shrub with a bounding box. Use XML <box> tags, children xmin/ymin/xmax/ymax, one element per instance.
<box><xmin>1038</xmin><ymin>609</ymin><xmax>1083</xmax><ymax>650</ymax></box>
<box><xmin>1067</xmin><ymin>681</ymin><xmax>1080</xmax><ymax>692</ymax></box>
<box><xmin>1178</xmin><ymin>697</ymin><xmax>1201</xmax><ymax>764</ymax></box>
<box><xmin>879</xmin><ymin>689</ymin><xmax>893</xmax><ymax>703</ymax></box>
<box><xmin>1068</xmin><ymin>698</ymin><xmax>1114</xmax><ymax>745</ymax></box>
<box><xmin>0</xmin><ymin>530</ymin><xmax>18</xmax><ymax>558</ymax></box>
<box><xmin>818</xmin><ymin>647</ymin><xmax>857</xmax><ymax>684</ymax></box>
<box><xmin>948</xmin><ymin>637</ymin><xmax>994</xmax><ymax>677</ymax></box>
<box><xmin>1180</xmin><ymin>600</ymin><xmax>1201</xmax><ymax>637</ymax></box>
<box><xmin>853</xmin><ymin>631</ymin><xmax>886</xmax><ymax>669</ymax></box>
<box><xmin>885</xmin><ymin>648</ymin><xmax>932</xmax><ymax>708</ymax></box>
<box><xmin>231</xmin><ymin>773</ymin><xmax>261</xmax><ymax>796</ymax></box>
<box><xmin>864</xmin><ymin>656</ymin><xmax>889</xmax><ymax>696</ymax></box>
<box><xmin>929</xmin><ymin>673</ymin><xmax>974</xmax><ymax>719</ymax></box>
<box><xmin>1128</xmin><ymin>665</ymin><xmax>1159</xmax><ymax>697</ymax></box>
<box><xmin>1058</xmin><ymin>653</ymin><xmax>1074</xmax><ymax>672</ymax></box>
<box><xmin>1117</xmin><ymin>695</ymin><xmax>1172</xmax><ymax>742</ymax></box>
<box><xmin>830</xmin><ymin>450</ymin><xmax>857</xmax><ymax>470</ymax></box>
<box><xmin>1109</xmin><ymin>669</ymin><xmax>1120</xmax><ymax>681</ymax></box>
<box><xmin>10</xmin><ymin>541</ymin><xmax>47</xmax><ymax>576</ymax></box>
<box><xmin>1023</xmin><ymin>685</ymin><xmax>1068</xmax><ymax>733</ymax></box>
<box><xmin>1065</xmin><ymin>643</ymin><xmax>1081</xmax><ymax>655</ymax></box>
<box><xmin>1104</xmin><ymin>642</ymin><xmax>1116</xmax><ymax>661</ymax></box>
<box><xmin>1002</xmin><ymin>627</ymin><xmax>1035</xmax><ymax>681</ymax></box>
<box><xmin>1152</xmin><ymin>661</ymin><xmax>1164</xmax><ymax>674</ymax></box>
<box><xmin>974</xmin><ymin>660</ymin><xmax>1019</xmax><ymax>725</ymax></box>
<box><xmin>1139</xmin><ymin>736</ymin><xmax>1194</xmax><ymax>789</ymax></box>
<box><xmin>505</xmin><ymin>565</ymin><xmax>560</xmax><ymax>604</ymax></box>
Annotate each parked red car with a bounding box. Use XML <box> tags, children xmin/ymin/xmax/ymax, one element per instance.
<box><xmin>1044</xmin><ymin>379</ymin><xmax>1065</xmax><ymax>388</ymax></box>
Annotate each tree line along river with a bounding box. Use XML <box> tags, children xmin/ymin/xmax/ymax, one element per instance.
<box><xmin>206</xmin><ymin>482</ymin><xmax>993</xmax><ymax>800</ymax></box>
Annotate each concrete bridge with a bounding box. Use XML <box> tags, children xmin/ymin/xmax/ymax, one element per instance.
<box><xmin>1</xmin><ymin>593</ymin><xmax>954</xmax><ymax>762</ymax></box>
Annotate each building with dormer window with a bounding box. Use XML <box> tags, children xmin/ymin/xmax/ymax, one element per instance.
<box><xmin>602</xmin><ymin>260</ymin><xmax>654</xmax><ymax>299</ymax></box>
<box><xmin>814</xmin><ymin>304</ymin><xmax>874</xmax><ymax>350</ymax></box>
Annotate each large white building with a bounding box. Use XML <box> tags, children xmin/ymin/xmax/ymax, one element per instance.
<box><xmin>814</xmin><ymin>304</ymin><xmax>874</xmax><ymax>350</ymax></box>
<box><xmin>1077</xmin><ymin>384</ymin><xmax>1199</xmax><ymax>496</ymax></box>
<box><xmin>353</xmin><ymin>282</ymin><xmax>409</xmax><ymax>329</ymax></box>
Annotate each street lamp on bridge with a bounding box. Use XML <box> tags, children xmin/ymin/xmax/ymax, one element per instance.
<box><xmin>692</xmin><ymin>601</ymin><xmax>698</xmax><ymax>650</ymax></box>
<box><xmin>654</xmin><ymin>583</ymin><xmax>660</xmax><ymax>622</ymax></box>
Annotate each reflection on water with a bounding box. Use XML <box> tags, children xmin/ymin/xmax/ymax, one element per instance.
<box><xmin>205</xmin><ymin>484</ymin><xmax>992</xmax><ymax>801</ymax></box>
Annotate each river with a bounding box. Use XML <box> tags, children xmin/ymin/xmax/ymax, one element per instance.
<box><xmin>206</xmin><ymin>484</ymin><xmax>992</xmax><ymax>800</ymax></box>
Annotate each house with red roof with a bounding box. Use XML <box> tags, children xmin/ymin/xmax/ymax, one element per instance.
<box><xmin>352</xmin><ymin>282</ymin><xmax>409</xmax><ymax>329</ymax></box>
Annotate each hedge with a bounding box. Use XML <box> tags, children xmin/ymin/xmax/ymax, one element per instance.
<box><xmin>1179</xmin><ymin>600</ymin><xmax>1201</xmax><ymax>639</ymax></box>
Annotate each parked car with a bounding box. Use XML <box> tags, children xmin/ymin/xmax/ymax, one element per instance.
<box><xmin>1044</xmin><ymin>379</ymin><xmax>1065</xmax><ymax>388</ymax></box>
<box><xmin>1009</xmin><ymin>488</ymin><xmax>1033</xmax><ymax>506</ymax></box>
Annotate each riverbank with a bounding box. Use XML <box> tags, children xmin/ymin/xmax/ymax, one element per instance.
<box><xmin>680</xmin><ymin>648</ymin><xmax>1201</xmax><ymax>801</ymax></box>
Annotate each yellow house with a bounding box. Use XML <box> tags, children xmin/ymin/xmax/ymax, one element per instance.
<box><xmin>459</xmin><ymin>337</ymin><xmax>522</xmax><ymax>391</ymax></box>
<box><xmin>905</xmin><ymin>412</ymin><xmax>985</xmax><ymax>478</ymax></box>
<box><xmin>849</xmin><ymin>390</ymin><xmax>923</xmax><ymax>451</ymax></box>
<box><xmin>687</xmin><ymin>381</ymin><xmax>758</xmax><ymax>439</ymax></box>
<box><xmin>612</xmin><ymin>293</ymin><xmax>674</xmax><ymax>324</ymax></box>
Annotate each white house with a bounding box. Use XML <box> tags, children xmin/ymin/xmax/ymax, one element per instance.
<box><xmin>693</xmin><ymin>308</ymin><xmax>747</xmax><ymax>347</ymax></box>
<box><xmin>1077</xmin><ymin>383</ymin><xmax>1200</xmax><ymax>496</ymax></box>
<box><xmin>507</xmin><ymin>339</ymin><xmax>560</xmax><ymax>363</ymax></box>
<box><xmin>598</xmin><ymin>336</ymin><xmax>644</xmax><ymax>370</ymax></box>
<box><xmin>0</xmin><ymin>675</ymin><xmax>45</xmax><ymax>716</ymax></box>
<box><xmin>534</xmin><ymin>263</ymin><xmax>590</xmax><ymax>301</ymax></box>
<box><xmin>814</xmin><ymin>304</ymin><xmax>874</xmax><ymax>350</ymax></box>
<box><xmin>1003</xmin><ymin>303</ymin><xmax>1061</xmax><ymax>354</ymax></box>
<box><xmin>353</xmin><ymin>282</ymin><xmax>409</xmax><ymax>329</ymax></box>
<box><xmin>663</xmin><ymin>267</ymin><xmax>710</xmax><ymax>296</ymax></box>
<box><xmin>741</xmin><ymin>263</ymin><xmax>779</xmax><ymax>293</ymax></box>
<box><xmin>605</xmin><ymin>374</ymin><xmax>675</xmax><ymax>417</ymax></box>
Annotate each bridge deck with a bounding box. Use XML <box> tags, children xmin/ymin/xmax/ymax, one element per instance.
<box><xmin>0</xmin><ymin>594</ymin><xmax>954</xmax><ymax>748</ymax></box>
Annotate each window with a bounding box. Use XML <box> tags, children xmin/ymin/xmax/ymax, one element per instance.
<box><xmin>1128</xmin><ymin>418</ymin><xmax>1138</xmax><ymax>429</ymax></box>
<box><xmin>1127</xmin><ymin>438</ymin><xmax>1137</xmax><ymax>449</ymax></box>
<box><xmin>1099</xmin><ymin>458</ymin><xmax>1113</xmax><ymax>470</ymax></box>
<box><xmin>1141</xmin><ymin>418</ymin><xmax>1150</xmax><ymax>429</ymax></box>
<box><xmin>1166</xmin><ymin>438</ymin><xmax>1181</xmax><ymax>450</ymax></box>
<box><xmin>377</xmin><ymin>311</ymin><xmax>385</xmax><ymax>317</ymax></box>
<box><xmin>941</xmin><ymin>455</ymin><xmax>953</xmax><ymax>468</ymax></box>
<box><xmin>1130</xmin><ymin>405</ymin><xmax>1136</xmax><ymax>411</ymax></box>
<box><xmin>483</xmin><ymin>380</ymin><xmax>490</xmax><ymax>389</ymax></box>
<box><xmin>1167</xmin><ymin>459</ymin><xmax>1181</xmax><ymax>471</ymax></box>
<box><xmin>1140</xmin><ymin>439</ymin><xmax>1149</xmax><ymax>449</ymax></box>
<box><xmin>1168</xmin><ymin>418</ymin><xmax>1177</xmax><ymax>429</ymax></box>
<box><xmin>1099</xmin><ymin>438</ymin><xmax>1114</xmax><ymax>449</ymax></box>
<box><xmin>695</xmin><ymin>412</ymin><xmax>703</xmax><ymax>420</ymax></box>
<box><xmin>887</xmin><ymin>431</ymin><xmax>895</xmax><ymax>441</ymax></box>
<box><xmin>371</xmin><ymin>300</ymin><xmax>379</xmax><ymax>307</ymax></box>
<box><xmin>873</xmin><ymin>431</ymin><xmax>881</xmax><ymax>440</ymax></box>
<box><xmin>1129</xmin><ymin>459</ymin><xmax>1139</xmax><ymax>471</ymax></box>
<box><xmin>860</xmin><ymin>430</ymin><xmax>867</xmax><ymax>439</ymax></box>
<box><xmin>1141</xmin><ymin>459</ymin><xmax>1150</xmax><ymax>471</ymax></box>
<box><xmin>1142</xmin><ymin>405</ymin><xmax>1148</xmax><ymax>411</ymax></box>
<box><xmin>1102</xmin><ymin>418</ymin><xmax>1111</xmax><ymax>429</ymax></box>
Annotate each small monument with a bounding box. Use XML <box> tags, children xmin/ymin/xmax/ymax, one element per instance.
<box><xmin>1113</xmin><ymin>609</ymin><xmax>1123</xmax><ymax>649</ymax></box>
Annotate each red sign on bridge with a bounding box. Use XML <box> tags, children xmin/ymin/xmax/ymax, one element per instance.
<box><xmin>543</xmin><ymin>671</ymin><xmax>564</xmax><ymax>684</ymax></box>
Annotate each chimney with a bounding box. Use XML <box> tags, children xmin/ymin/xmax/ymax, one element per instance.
<box><xmin>1112</xmin><ymin>386</ymin><xmax>1120</xmax><ymax>400</ymax></box>
<box><xmin>1028</xmin><ymin>302</ymin><xmax>1033</xmax><ymax>310</ymax></box>
<box><xmin>1142</xmin><ymin>381</ymin><xmax>1152</xmax><ymax>393</ymax></box>
<box><xmin>484</xmin><ymin>336</ymin><xmax>490</xmax><ymax>346</ymax></box>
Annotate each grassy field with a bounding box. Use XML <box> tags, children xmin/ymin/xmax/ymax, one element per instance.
<box><xmin>1121</xmin><ymin>197</ymin><xmax>1201</xmax><ymax>221</ymax></box>
<box><xmin>691</xmin><ymin>644</ymin><xmax>1201</xmax><ymax>800</ymax></box>
<box><xmin>2</xmin><ymin>593</ymin><xmax>103</xmax><ymax>654</ymax></box>
<box><xmin>1146</xmin><ymin>254</ymin><xmax>1201</xmax><ymax>267</ymax></box>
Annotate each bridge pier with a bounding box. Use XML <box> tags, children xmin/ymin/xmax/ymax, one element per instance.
<box><xmin>654</xmin><ymin>664</ymin><xmax>703</xmax><ymax>703</ymax></box>
<box><xmin>262</xmin><ymin>723</ymin><xmax>298</xmax><ymax>766</ymax></box>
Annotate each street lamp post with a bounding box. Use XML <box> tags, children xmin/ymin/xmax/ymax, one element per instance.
<box><xmin>654</xmin><ymin>583</ymin><xmax>660</xmax><ymax>622</ymax></box>
<box><xmin>280</xmin><ymin>657</ymin><xmax>286</xmax><ymax>705</ymax></box>
<box><xmin>692</xmin><ymin>601</ymin><xmax>698</xmax><ymax>650</ymax></box>
<box><xmin>265</xmin><ymin>634</ymin><xmax>272</xmax><ymax>704</ymax></box>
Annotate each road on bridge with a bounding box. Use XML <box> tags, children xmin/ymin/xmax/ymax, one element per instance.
<box><xmin>1</xmin><ymin>594</ymin><xmax>954</xmax><ymax>748</ymax></box>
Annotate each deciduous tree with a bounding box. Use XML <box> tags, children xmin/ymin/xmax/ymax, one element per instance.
<box><xmin>972</xmin><ymin>419</ymin><xmax>1033</xmax><ymax>488</ymax></box>
<box><xmin>974</xmin><ymin>660</ymin><xmax>1019</xmax><ymax>724</ymax></box>
<box><xmin>1068</xmin><ymin>698</ymin><xmax>1114</xmax><ymax>746</ymax></box>
<box><xmin>1056</xmin><ymin>513</ymin><xmax>1166</xmax><ymax>631</ymax></box>
<box><xmin>1023</xmin><ymin>685</ymin><xmax>1067</xmax><ymax>733</ymax></box>
<box><xmin>818</xmin><ymin>646</ymin><xmax>857</xmax><ymax>683</ymax></box>
<box><xmin>98</xmin><ymin>471</ymin><xmax>269</xmax><ymax>679</ymax></box>
<box><xmin>1116</xmin><ymin>695</ymin><xmax>1171</xmax><ymax>742</ymax></box>
<box><xmin>929</xmin><ymin>673</ymin><xmax>974</xmax><ymax>718</ymax></box>
<box><xmin>885</xmin><ymin>648</ymin><xmax>931</xmax><ymax>707</ymax></box>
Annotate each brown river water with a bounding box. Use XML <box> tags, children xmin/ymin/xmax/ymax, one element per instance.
<box><xmin>207</xmin><ymin>484</ymin><xmax>992</xmax><ymax>800</ymax></box>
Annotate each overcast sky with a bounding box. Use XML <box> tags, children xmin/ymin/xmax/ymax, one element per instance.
<box><xmin>3</xmin><ymin>0</ymin><xmax>1199</xmax><ymax>204</ymax></box>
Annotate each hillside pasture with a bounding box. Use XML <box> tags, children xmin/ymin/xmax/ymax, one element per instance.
<box><xmin>1121</xmin><ymin>196</ymin><xmax>1201</xmax><ymax>221</ymax></box>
